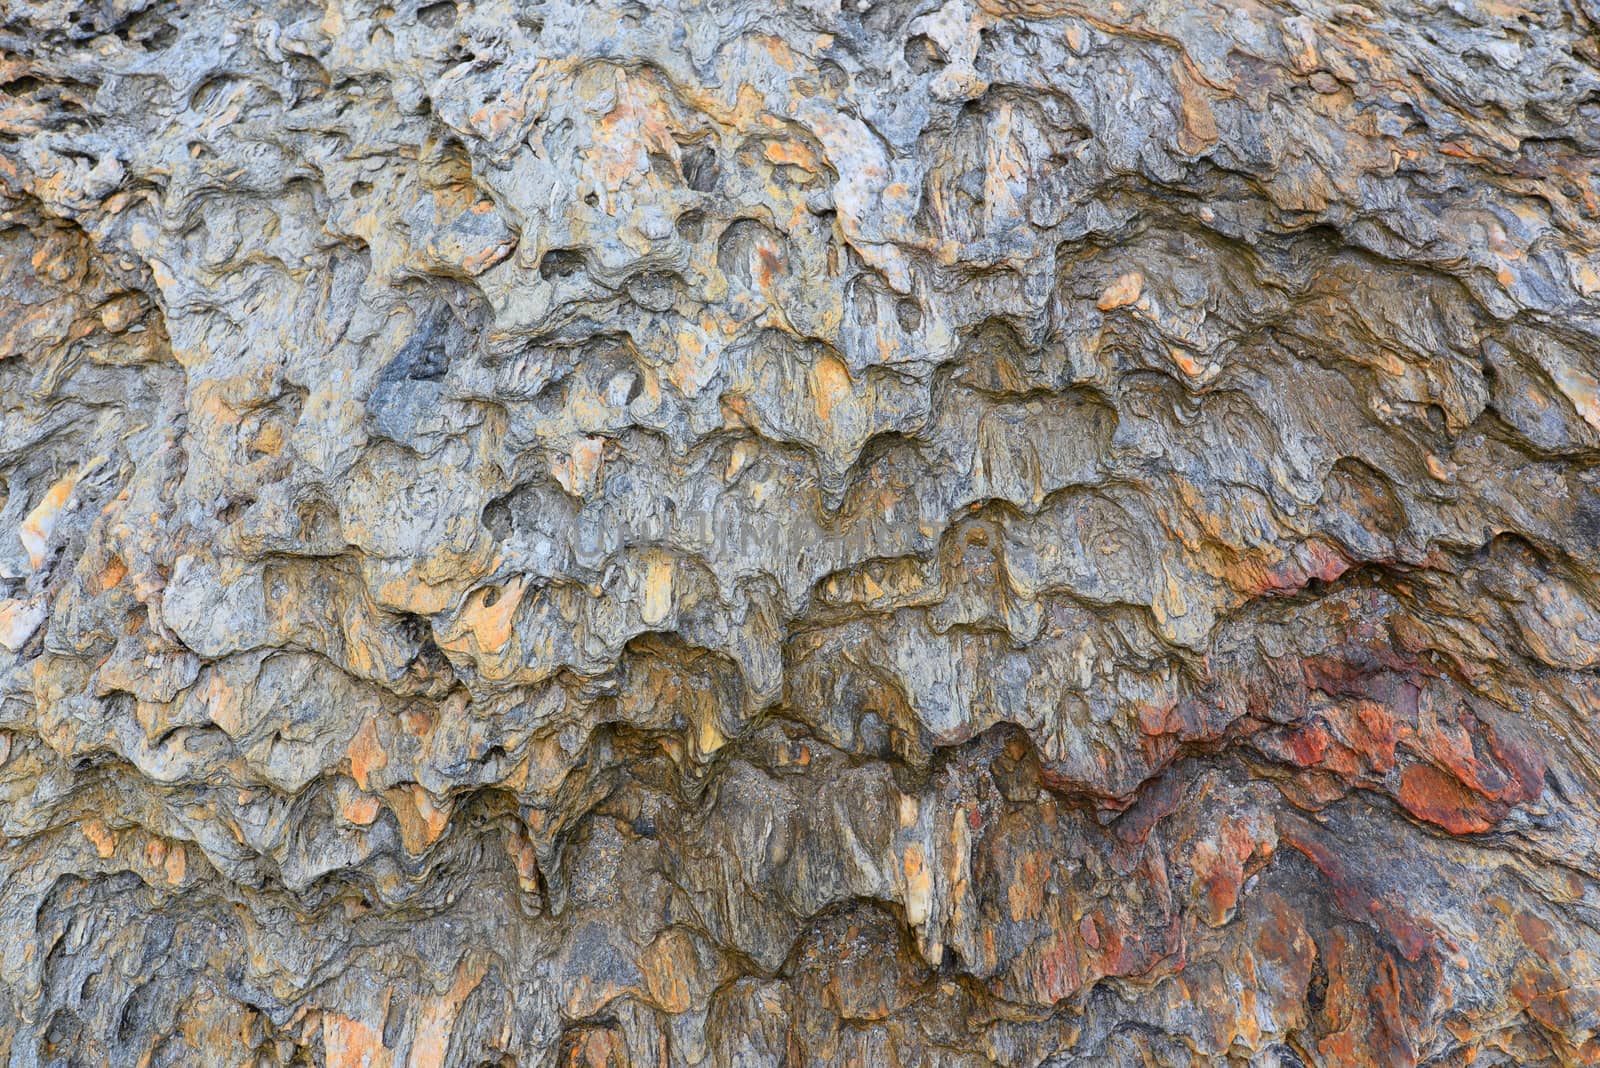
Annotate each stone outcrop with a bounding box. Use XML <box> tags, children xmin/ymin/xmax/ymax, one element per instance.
<box><xmin>3</xmin><ymin>0</ymin><xmax>1600</xmax><ymax>1063</ymax></box>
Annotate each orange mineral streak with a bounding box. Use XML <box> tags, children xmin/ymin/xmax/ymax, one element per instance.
<box><xmin>552</xmin><ymin>436</ymin><xmax>606</xmax><ymax>497</ymax></box>
<box><xmin>347</xmin><ymin>717</ymin><xmax>389</xmax><ymax>791</ymax></box>
<box><xmin>96</xmin><ymin>554</ymin><xmax>128</xmax><ymax>593</ymax></box>
<box><xmin>411</xmin><ymin>957</ymin><xmax>489</xmax><ymax>1068</ymax></box>
<box><xmin>20</xmin><ymin>470</ymin><xmax>83</xmax><ymax>570</ymax></box>
<box><xmin>439</xmin><ymin>575</ymin><xmax>529</xmax><ymax>658</ymax></box>
<box><xmin>1097</xmin><ymin>270</ymin><xmax>1144</xmax><ymax>311</ymax></box>
<box><xmin>342</xmin><ymin>792</ymin><xmax>382</xmax><ymax>826</ymax></box>
<box><xmin>81</xmin><ymin>819</ymin><xmax>116</xmax><ymax>859</ymax></box>
<box><xmin>810</xmin><ymin>352</ymin><xmax>853</xmax><ymax>423</ymax></box>
<box><xmin>640</xmin><ymin>556</ymin><xmax>674</xmax><ymax>627</ymax></box>
<box><xmin>1397</xmin><ymin>763</ymin><xmax>1504</xmax><ymax>834</ymax></box>
<box><xmin>322</xmin><ymin>1011</ymin><xmax>394</xmax><ymax>1068</ymax></box>
<box><xmin>384</xmin><ymin>783</ymin><xmax>453</xmax><ymax>854</ymax></box>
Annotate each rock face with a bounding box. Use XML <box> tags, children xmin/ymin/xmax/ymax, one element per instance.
<box><xmin>3</xmin><ymin>0</ymin><xmax>1600</xmax><ymax>1064</ymax></box>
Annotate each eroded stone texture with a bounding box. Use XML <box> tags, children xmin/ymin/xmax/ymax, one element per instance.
<box><xmin>3</xmin><ymin>0</ymin><xmax>1600</xmax><ymax>1063</ymax></box>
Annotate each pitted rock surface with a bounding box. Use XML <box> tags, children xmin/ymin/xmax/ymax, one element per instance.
<box><xmin>4</xmin><ymin>0</ymin><xmax>1600</xmax><ymax>1064</ymax></box>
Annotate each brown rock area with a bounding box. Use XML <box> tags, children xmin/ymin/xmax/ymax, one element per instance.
<box><xmin>3</xmin><ymin>0</ymin><xmax>1600</xmax><ymax>1063</ymax></box>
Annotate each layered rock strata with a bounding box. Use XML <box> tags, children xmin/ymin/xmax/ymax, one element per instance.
<box><xmin>3</xmin><ymin>0</ymin><xmax>1600</xmax><ymax>1063</ymax></box>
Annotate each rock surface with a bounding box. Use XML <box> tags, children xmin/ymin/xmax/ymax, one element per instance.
<box><xmin>3</xmin><ymin>0</ymin><xmax>1600</xmax><ymax>1063</ymax></box>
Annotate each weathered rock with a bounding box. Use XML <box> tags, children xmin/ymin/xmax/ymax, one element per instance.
<box><xmin>3</xmin><ymin>0</ymin><xmax>1600</xmax><ymax>1063</ymax></box>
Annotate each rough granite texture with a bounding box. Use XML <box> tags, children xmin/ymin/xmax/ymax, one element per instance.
<box><xmin>3</xmin><ymin>0</ymin><xmax>1600</xmax><ymax>1064</ymax></box>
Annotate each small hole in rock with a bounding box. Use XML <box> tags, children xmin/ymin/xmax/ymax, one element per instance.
<box><xmin>539</xmin><ymin>248</ymin><xmax>585</xmax><ymax>281</ymax></box>
<box><xmin>676</xmin><ymin>210</ymin><xmax>705</xmax><ymax>242</ymax></box>
<box><xmin>904</xmin><ymin>34</ymin><xmax>947</xmax><ymax>75</ymax></box>
<box><xmin>417</xmin><ymin>0</ymin><xmax>456</xmax><ymax>28</ymax></box>
<box><xmin>681</xmin><ymin>144</ymin><xmax>719</xmax><ymax>192</ymax></box>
